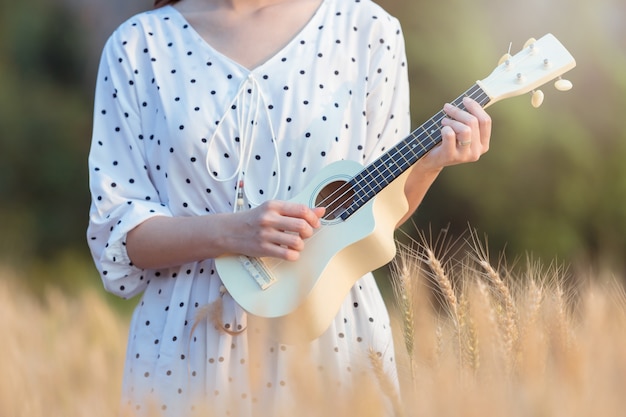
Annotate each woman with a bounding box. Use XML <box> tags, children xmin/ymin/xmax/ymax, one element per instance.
<box><xmin>87</xmin><ymin>0</ymin><xmax>491</xmax><ymax>415</ymax></box>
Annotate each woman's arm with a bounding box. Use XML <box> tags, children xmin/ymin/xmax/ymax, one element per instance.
<box><xmin>126</xmin><ymin>202</ymin><xmax>325</xmax><ymax>269</ymax></box>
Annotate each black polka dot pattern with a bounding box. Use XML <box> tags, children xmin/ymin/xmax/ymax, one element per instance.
<box><xmin>87</xmin><ymin>1</ymin><xmax>409</xmax><ymax>416</ymax></box>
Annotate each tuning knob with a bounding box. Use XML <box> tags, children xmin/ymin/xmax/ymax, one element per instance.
<box><xmin>524</xmin><ymin>37</ymin><xmax>537</xmax><ymax>49</ymax></box>
<box><xmin>531</xmin><ymin>90</ymin><xmax>545</xmax><ymax>108</ymax></box>
<box><xmin>555</xmin><ymin>78</ymin><xmax>573</xmax><ymax>91</ymax></box>
<box><xmin>498</xmin><ymin>53</ymin><xmax>512</xmax><ymax>66</ymax></box>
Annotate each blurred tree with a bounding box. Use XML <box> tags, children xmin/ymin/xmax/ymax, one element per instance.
<box><xmin>0</xmin><ymin>0</ymin><xmax>92</xmax><ymax>268</ymax></box>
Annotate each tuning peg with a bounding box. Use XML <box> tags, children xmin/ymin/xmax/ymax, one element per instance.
<box><xmin>531</xmin><ymin>90</ymin><xmax>545</xmax><ymax>108</ymax></box>
<box><xmin>524</xmin><ymin>37</ymin><xmax>537</xmax><ymax>49</ymax></box>
<box><xmin>555</xmin><ymin>78</ymin><xmax>573</xmax><ymax>91</ymax></box>
<box><xmin>499</xmin><ymin>42</ymin><xmax>514</xmax><ymax>66</ymax></box>
<box><xmin>498</xmin><ymin>53</ymin><xmax>512</xmax><ymax>66</ymax></box>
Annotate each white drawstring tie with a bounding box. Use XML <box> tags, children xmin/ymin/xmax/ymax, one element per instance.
<box><xmin>205</xmin><ymin>73</ymin><xmax>281</xmax><ymax>212</ymax></box>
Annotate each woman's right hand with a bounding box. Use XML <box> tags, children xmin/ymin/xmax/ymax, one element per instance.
<box><xmin>226</xmin><ymin>201</ymin><xmax>326</xmax><ymax>261</ymax></box>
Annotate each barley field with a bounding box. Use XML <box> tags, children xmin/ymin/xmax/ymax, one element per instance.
<box><xmin>2</xmin><ymin>231</ymin><xmax>626</xmax><ymax>417</ymax></box>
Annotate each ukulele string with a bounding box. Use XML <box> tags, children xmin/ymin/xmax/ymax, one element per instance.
<box><xmin>314</xmin><ymin>85</ymin><xmax>488</xmax><ymax>221</ymax></box>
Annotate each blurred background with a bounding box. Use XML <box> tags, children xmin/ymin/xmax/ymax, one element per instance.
<box><xmin>0</xmin><ymin>0</ymin><xmax>624</xmax><ymax>302</ymax></box>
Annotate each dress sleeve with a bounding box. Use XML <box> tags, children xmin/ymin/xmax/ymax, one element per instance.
<box><xmin>87</xmin><ymin>28</ymin><xmax>172</xmax><ymax>299</ymax></box>
<box><xmin>363</xmin><ymin>16</ymin><xmax>411</xmax><ymax>163</ymax></box>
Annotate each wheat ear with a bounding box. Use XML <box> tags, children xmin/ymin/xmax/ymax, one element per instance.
<box><xmin>390</xmin><ymin>241</ymin><xmax>418</xmax><ymax>381</ymax></box>
<box><xmin>467</xmin><ymin>227</ymin><xmax>518</xmax><ymax>366</ymax></box>
<box><xmin>425</xmin><ymin>247</ymin><xmax>459</xmax><ymax>324</ymax></box>
<box><xmin>368</xmin><ymin>347</ymin><xmax>405</xmax><ymax>417</ymax></box>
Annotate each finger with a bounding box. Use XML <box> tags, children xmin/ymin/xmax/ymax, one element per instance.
<box><xmin>261</xmin><ymin>239</ymin><xmax>302</xmax><ymax>262</ymax></box>
<box><xmin>440</xmin><ymin>125</ymin><xmax>459</xmax><ymax>151</ymax></box>
<box><xmin>266</xmin><ymin>227</ymin><xmax>315</xmax><ymax>262</ymax></box>
<box><xmin>443</xmin><ymin>100</ymin><xmax>489</xmax><ymax>152</ymax></box>
<box><xmin>312</xmin><ymin>206</ymin><xmax>326</xmax><ymax>219</ymax></box>
<box><xmin>279</xmin><ymin>203</ymin><xmax>324</xmax><ymax>229</ymax></box>
<box><xmin>281</xmin><ymin>217</ymin><xmax>317</xmax><ymax>240</ymax></box>
<box><xmin>462</xmin><ymin>97</ymin><xmax>492</xmax><ymax>146</ymax></box>
<box><xmin>443</xmin><ymin>102</ymin><xmax>478</xmax><ymax>130</ymax></box>
<box><xmin>268</xmin><ymin>229</ymin><xmax>306</xmax><ymax>252</ymax></box>
<box><xmin>441</xmin><ymin>116</ymin><xmax>473</xmax><ymax>147</ymax></box>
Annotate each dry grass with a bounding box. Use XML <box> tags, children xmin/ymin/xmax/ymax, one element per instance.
<box><xmin>0</xmin><ymin>267</ymin><xmax>128</xmax><ymax>417</ymax></box>
<box><xmin>3</xmin><ymin>229</ymin><xmax>626</xmax><ymax>416</ymax></box>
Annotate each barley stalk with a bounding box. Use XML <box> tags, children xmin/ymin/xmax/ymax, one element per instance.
<box><xmin>528</xmin><ymin>279</ymin><xmax>543</xmax><ymax>322</ymax></box>
<box><xmin>466</xmin><ymin>227</ymin><xmax>518</xmax><ymax>369</ymax></box>
<box><xmin>458</xmin><ymin>290</ymin><xmax>480</xmax><ymax>374</ymax></box>
<box><xmin>390</xmin><ymin>242</ymin><xmax>418</xmax><ymax>382</ymax></box>
<box><xmin>473</xmin><ymin>277</ymin><xmax>505</xmax><ymax>370</ymax></box>
<box><xmin>368</xmin><ymin>347</ymin><xmax>405</xmax><ymax>417</ymax></box>
<box><xmin>425</xmin><ymin>247</ymin><xmax>459</xmax><ymax>324</ymax></box>
<box><xmin>552</xmin><ymin>283</ymin><xmax>570</xmax><ymax>348</ymax></box>
<box><xmin>480</xmin><ymin>259</ymin><xmax>518</xmax><ymax>354</ymax></box>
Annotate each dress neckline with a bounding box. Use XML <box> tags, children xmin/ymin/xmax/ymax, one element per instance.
<box><xmin>165</xmin><ymin>1</ymin><xmax>328</xmax><ymax>72</ymax></box>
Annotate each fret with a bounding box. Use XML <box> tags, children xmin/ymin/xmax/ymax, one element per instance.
<box><xmin>420</xmin><ymin>116</ymin><xmax>442</xmax><ymax>150</ymax></box>
<box><xmin>404</xmin><ymin>138</ymin><xmax>422</xmax><ymax>164</ymax></box>
<box><xmin>363</xmin><ymin>162</ymin><xmax>384</xmax><ymax>193</ymax></box>
<box><xmin>351</xmin><ymin>172</ymin><xmax>375</xmax><ymax>202</ymax></box>
<box><xmin>405</xmin><ymin>132</ymin><xmax>422</xmax><ymax>161</ymax></box>
<box><xmin>413</xmin><ymin>132</ymin><xmax>430</xmax><ymax>156</ymax></box>
<box><xmin>383</xmin><ymin>148</ymin><xmax>404</xmax><ymax>179</ymax></box>
<box><xmin>396</xmin><ymin>142</ymin><xmax>413</xmax><ymax>169</ymax></box>
<box><xmin>376</xmin><ymin>153</ymin><xmax>393</xmax><ymax>183</ymax></box>
<box><xmin>451</xmin><ymin>95</ymin><xmax>466</xmax><ymax>108</ymax></box>
<box><xmin>340</xmin><ymin>83</ymin><xmax>491</xmax><ymax>220</ymax></box>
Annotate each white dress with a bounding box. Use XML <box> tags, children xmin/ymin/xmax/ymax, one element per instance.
<box><xmin>87</xmin><ymin>1</ymin><xmax>410</xmax><ymax>415</ymax></box>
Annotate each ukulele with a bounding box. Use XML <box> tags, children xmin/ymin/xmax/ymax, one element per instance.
<box><xmin>216</xmin><ymin>33</ymin><xmax>576</xmax><ymax>343</ymax></box>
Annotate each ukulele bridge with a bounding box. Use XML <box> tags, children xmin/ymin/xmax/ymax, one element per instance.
<box><xmin>238</xmin><ymin>256</ymin><xmax>277</xmax><ymax>290</ymax></box>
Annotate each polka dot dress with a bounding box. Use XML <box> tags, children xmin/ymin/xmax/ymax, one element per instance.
<box><xmin>87</xmin><ymin>0</ymin><xmax>410</xmax><ymax>415</ymax></box>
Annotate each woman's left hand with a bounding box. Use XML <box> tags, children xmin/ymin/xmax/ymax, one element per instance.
<box><xmin>419</xmin><ymin>96</ymin><xmax>492</xmax><ymax>171</ymax></box>
<box><xmin>398</xmin><ymin>96</ymin><xmax>492</xmax><ymax>226</ymax></box>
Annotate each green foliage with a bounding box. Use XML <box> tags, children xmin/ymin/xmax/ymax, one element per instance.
<box><xmin>0</xmin><ymin>0</ymin><xmax>92</xmax><ymax>270</ymax></box>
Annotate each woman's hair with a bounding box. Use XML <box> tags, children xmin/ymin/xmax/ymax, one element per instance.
<box><xmin>154</xmin><ymin>0</ymin><xmax>180</xmax><ymax>8</ymax></box>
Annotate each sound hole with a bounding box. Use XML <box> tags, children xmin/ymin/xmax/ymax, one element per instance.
<box><xmin>315</xmin><ymin>180</ymin><xmax>354</xmax><ymax>221</ymax></box>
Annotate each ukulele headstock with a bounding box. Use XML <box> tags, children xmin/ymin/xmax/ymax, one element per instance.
<box><xmin>478</xmin><ymin>33</ymin><xmax>576</xmax><ymax>108</ymax></box>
